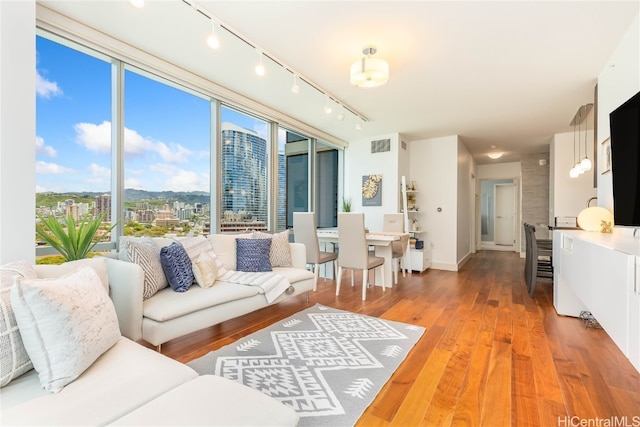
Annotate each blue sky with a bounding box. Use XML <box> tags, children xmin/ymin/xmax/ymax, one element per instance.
<box><xmin>36</xmin><ymin>35</ymin><xmax>270</xmax><ymax>194</ymax></box>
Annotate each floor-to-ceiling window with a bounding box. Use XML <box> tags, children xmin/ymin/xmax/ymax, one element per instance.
<box><xmin>123</xmin><ymin>68</ymin><xmax>211</xmax><ymax>237</ymax></box>
<box><xmin>35</xmin><ymin>33</ymin><xmax>113</xmax><ymax>260</ymax></box>
<box><xmin>35</xmin><ymin>30</ymin><xmax>340</xmax><ymax>259</ymax></box>
<box><xmin>220</xmin><ymin>106</ymin><xmax>270</xmax><ymax>232</ymax></box>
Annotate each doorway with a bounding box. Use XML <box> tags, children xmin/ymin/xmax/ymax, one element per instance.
<box><xmin>480</xmin><ymin>179</ymin><xmax>516</xmax><ymax>251</ymax></box>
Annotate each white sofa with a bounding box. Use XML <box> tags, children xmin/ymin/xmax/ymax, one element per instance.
<box><xmin>116</xmin><ymin>233</ymin><xmax>315</xmax><ymax>349</ymax></box>
<box><xmin>0</xmin><ymin>258</ymin><xmax>300</xmax><ymax>426</ymax></box>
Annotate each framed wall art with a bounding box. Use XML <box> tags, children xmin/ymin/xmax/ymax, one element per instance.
<box><xmin>362</xmin><ymin>174</ymin><xmax>382</xmax><ymax>206</ymax></box>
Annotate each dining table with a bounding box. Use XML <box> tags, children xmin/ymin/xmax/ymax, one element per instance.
<box><xmin>316</xmin><ymin>229</ymin><xmax>410</xmax><ymax>288</ymax></box>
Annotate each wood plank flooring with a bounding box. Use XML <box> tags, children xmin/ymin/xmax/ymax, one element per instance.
<box><xmin>157</xmin><ymin>250</ymin><xmax>640</xmax><ymax>426</ymax></box>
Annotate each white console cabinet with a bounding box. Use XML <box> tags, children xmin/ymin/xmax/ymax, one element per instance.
<box><xmin>553</xmin><ymin>230</ymin><xmax>640</xmax><ymax>373</ymax></box>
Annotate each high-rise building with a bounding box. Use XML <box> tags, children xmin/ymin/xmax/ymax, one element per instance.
<box><xmin>221</xmin><ymin>122</ymin><xmax>268</xmax><ymax>227</ymax></box>
<box><xmin>95</xmin><ymin>194</ymin><xmax>111</xmax><ymax>221</ymax></box>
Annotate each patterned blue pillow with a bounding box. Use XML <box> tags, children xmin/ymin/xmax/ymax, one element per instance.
<box><xmin>160</xmin><ymin>242</ymin><xmax>194</xmax><ymax>292</ymax></box>
<box><xmin>236</xmin><ymin>238</ymin><xmax>272</xmax><ymax>272</ymax></box>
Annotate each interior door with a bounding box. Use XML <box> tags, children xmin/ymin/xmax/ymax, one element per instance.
<box><xmin>495</xmin><ymin>183</ymin><xmax>515</xmax><ymax>246</ymax></box>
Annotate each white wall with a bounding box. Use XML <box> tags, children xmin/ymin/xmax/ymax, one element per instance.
<box><xmin>550</xmin><ymin>129</ymin><xmax>596</xmax><ymax>221</ymax></box>
<box><xmin>344</xmin><ymin>133</ymin><xmax>401</xmax><ymax>231</ymax></box>
<box><xmin>457</xmin><ymin>140</ymin><xmax>475</xmax><ymax>263</ymax></box>
<box><xmin>0</xmin><ymin>1</ymin><xmax>36</xmax><ymax>264</ymax></box>
<box><xmin>409</xmin><ymin>136</ymin><xmax>459</xmax><ymax>270</ymax></box>
<box><xmin>597</xmin><ymin>14</ymin><xmax>640</xmax><ymax>220</ymax></box>
<box><xmin>477</xmin><ymin>162</ymin><xmax>521</xmax><ymax>180</ymax></box>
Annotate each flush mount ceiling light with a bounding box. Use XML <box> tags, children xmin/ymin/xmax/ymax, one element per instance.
<box><xmin>487</xmin><ymin>152</ymin><xmax>503</xmax><ymax>159</ymax></box>
<box><xmin>350</xmin><ymin>46</ymin><xmax>389</xmax><ymax>88</ymax></box>
<box><xmin>128</xmin><ymin>0</ymin><xmax>145</xmax><ymax>8</ymax></box>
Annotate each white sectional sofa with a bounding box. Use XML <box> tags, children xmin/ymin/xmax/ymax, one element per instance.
<box><xmin>0</xmin><ymin>257</ymin><xmax>300</xmax><ymax>426</ymax></box>
<box><xmin>116</xmin><ymin>233</ymin><xmax>315</xmax><ymax>349</ymax></box>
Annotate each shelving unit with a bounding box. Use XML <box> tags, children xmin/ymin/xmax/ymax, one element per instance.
<box><xmin>401</xmin><ymin>177</ymin><xmax>432</xmax><ymax>273</ymax></box>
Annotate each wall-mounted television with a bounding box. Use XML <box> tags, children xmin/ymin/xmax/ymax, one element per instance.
<box><xmin>610</xmin><ymin>90</ymin><xmax>640</xmax><ymax>227</ymax></box>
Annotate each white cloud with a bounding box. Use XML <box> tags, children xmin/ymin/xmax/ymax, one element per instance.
<box><xmin>149</xmin><ymin>164</ymin><xmax>209</xmax><ymax>192</ymax></box>
<box><xmin>74</xmin><ymin>121</ymin><xmax>192</xmax><ymax>163</ymax></box>
<box><xmin>124</xmin><ymin>178</ymin><xmax>144</xmax><ymax>190</ymax></box>
<box><xmin>156</xmin><ymin>141</ymin><xmax>191</xmax><ymax>163</ymax></box>
<box><xmin>74</xmin><ymin>121</ymin><xmax>111</xmax><ymax>154</ymax></box>
<box><xmin>36</xmin><ymin>161</ymin><xmax>75</xmax><ymax>175</ymax></box>
<box><xmin>36</xmin><ymin>70</ymin><xmax>63</xmax><ymax>99</ymax></box>
<box><xmin>35</xmin><ymin>136</ymin><xmax>57</xmax><ymax>157</ymax></box>
<box><xmin>88</xmin><ymin>163</ymin><xmax>110</xmax><ymax>178</ymax></box>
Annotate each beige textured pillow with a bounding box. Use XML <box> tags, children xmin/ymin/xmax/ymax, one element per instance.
<box><xmin>11</xmin><ymin>266</ymin><xmax>121</xmax><ymax>393</ymax></box>
<box><xmin>254</xmin><ymin>230</ymin><xmax>292</xmax><ymax>267</ymax></box>
<box><xmin>192</xmin><ymin>251</ymin><xmax>219</xmax><ymax>288</ymax></box>
<box><xmin>0</xmin><ymin>260</ymin><xmax>37</xmax><ymax>387</ymax></box>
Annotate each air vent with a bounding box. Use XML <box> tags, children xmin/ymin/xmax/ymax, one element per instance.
<box><xmin>371</xmin><ymin>138</ymin><xmax>391</xmax><ymax>153</ymax></box>
<box><xmin>401</xmin><ymin>140</ymin><xmax>407</xmax><ymax>150</ymax></box>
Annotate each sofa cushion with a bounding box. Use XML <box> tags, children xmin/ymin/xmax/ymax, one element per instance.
<box><xmin>236</xmin><ymin>238</ymin><xmax>272</xmax><ymax>272</ymax></box>
<box><xmin>254</xmin><ymin>230</ymin><xmax>292</xmax><ymax>267</ymax></box>
<box><xmin>0</xmin><ymin>337</ymin><xmax>197</xmax><ymax>426</ymax></box>
<box><xmin>110</xmin><ymin>375</ymin><xmax>300</xmax><ymax>427</ymax></box>
<box><xmin>160</xmin><ymin>242</ymin><xmax>194</xmax><ymax>293</ymax></box>
<box><xmin>11</xmin><ymin>266</ymin><xmax>121</xmax><ymax>393</ymax></box>
<box><xmin>0</xmin><ymin>260</ymin><xmax>37</xmax><ymax>387</ymax></box>
<box><xmin>177</xmin><ymin>235</ymin><xmax>211</xmax><ymax>260</ymax></box>
<box><xmin>124</xmin><ymin>238</ymin><xmax>168</xmax><ymax>299</ymax></box>
<box><xmin>143</xmin><ymin>283</ymin><xmax>260</xmax><ymax>322</ymax></box>
<box><xmin>207</xmin><ymin>233</ymin><xmax>252</xmax><ymax>271</ymax></box>
<box><xmin>192</xmin><ymin>251</ymin><xmax>218</xmax><ymax>288</ymax></box>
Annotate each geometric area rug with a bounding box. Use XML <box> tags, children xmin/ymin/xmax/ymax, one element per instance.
<box><xmin>188</xmin><ymin>304</ymin><xmax>425</xmax><ymax>426</ymax></box>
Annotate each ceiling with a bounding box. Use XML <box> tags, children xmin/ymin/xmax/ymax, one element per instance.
<box><xmin>39</xmin><ymin>1</ymin><xmax>639</xmax><ymax>164</ymax></box>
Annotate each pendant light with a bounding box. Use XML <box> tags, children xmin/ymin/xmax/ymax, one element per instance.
<box><xmin>580</xmin><ymin>105</ymin><xmax>593</xmax><ymax>171</ymax></box>
<box><xmin>569</xmin><ymin>121</ymin><xmax>580</xmax><ymax>178</ymax></box>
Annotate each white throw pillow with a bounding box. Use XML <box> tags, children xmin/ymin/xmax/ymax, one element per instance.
<box><xmin>11</xmin><ymin>266</ymin><xmax>121</xmax><ymax>393</ymax></box>
<box><xmin>0</xmin><ymin>260</ymin><xmax>37</xmax><ymax>387</ymax></box>
<box><xmin>192</xmin><ymin>251</ymin><xmax>219</xmax><ymax>288</ymax></box>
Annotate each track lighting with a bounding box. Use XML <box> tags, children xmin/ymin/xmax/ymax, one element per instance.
<box><xmin>291</xmin><ymin>74</ymin><xmax>300</xmax><ymax>94</ymax></box>
<box><xmin>255</xmin><ymin>51</ymin><xmax>265</xmax><ymax>76</ymax></box>
<box><xmin>206</xmin><ymin>20</ymin><xmax>219</xmax><ymax>49</ymax></box>
<box><xmin>324</xmin><ymin>96</ymin><xmax>332</xmax><ymax>114</ymax></box>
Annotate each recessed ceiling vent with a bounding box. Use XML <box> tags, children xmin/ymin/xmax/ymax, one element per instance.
<box><xmin>371</xmin><ymin>138</ymin><xmax>391</xmax><ymax>153</ymax></box>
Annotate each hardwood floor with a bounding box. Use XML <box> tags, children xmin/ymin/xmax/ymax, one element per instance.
<box><xmin>158</xmin><ymin>251</ymin><xmax>640</xmax><ymax>426</ymax></box>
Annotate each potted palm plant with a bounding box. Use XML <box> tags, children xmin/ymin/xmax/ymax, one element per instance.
<box><xmin>36</xmin><ymin>212</ymin><xmax>116</xmax><ymax>261</ymax></box>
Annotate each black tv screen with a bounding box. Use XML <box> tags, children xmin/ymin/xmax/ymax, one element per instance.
<box><xmin>610</xmin><ymin>90</ymin><xmax>640</xmax><ymax>227</ymax></box>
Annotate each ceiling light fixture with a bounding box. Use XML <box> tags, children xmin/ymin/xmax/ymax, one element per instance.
<box><xmin>580</xmin><ymin>104</ymin><xmax>593</xmax><ymax>171</ymax></box>
<box><xmin>323</xmin><ymin>96</ymin><xmax>333</xmax><ymax>115</ymax></box>
<box><xmin>128</xmin><ymin>0</ymin><xmax>145</xmax><ymax>8</ymax></box>
<box><xmin>179</xmin><ymin>0</ymin><xmax>372</xmax><ymax>125</ymax></box>
<box><xmin>355</xmin><ymin>123</ymin><xmax>363</xmax><ymax>130</ymax></box>
<box><xmin>206</xmin><ymin>20</ymin><xmax>219</xmax><ymax>49</ymax></box>
<box><xmin>254</xmin><ymin>51</ymin><xmax>265</xmax><ymax>76</ymax></box>
<box><xmin>488</xmin><ymin>152</ymin><xmax>503</xmax><ymax>160</ymax></box>
<box><xmin>290</xmin><ymin>74</ymin><xmax>300</xmax><ymax>94</ymax></box>
<box><xmin>350</xmin><ymin>46</ymin><xmax>389</xmax><ymax>88</ymax></box>
<box><xmin>569</xmin><ymin>103</ymin><xmax>593</xmax><ymax>178</ymax></box>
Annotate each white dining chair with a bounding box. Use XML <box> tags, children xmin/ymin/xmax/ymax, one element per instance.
<box><xmin>336</xmin><ymin>212</ymin><xmax>385</xmax><ymax>301</ymax></box>
<box><xmin>293</xmin><ymin>212</ymin><xmax>338</xmax><ymax>291</ymax></box>
<box><xmin>383</xmin><ymin>213</ymin><xmax>408</xmax><ymax>284</ymax></box>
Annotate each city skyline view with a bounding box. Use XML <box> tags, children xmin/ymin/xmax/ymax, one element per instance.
<box><xmin>36</xmin><ymin>35</ymin><xmax>271</xmax><ymax>195</ymax></box>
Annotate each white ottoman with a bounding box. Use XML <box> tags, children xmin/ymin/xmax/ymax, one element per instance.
<box><xmin>109</xmin><ymin>375</ymin><xmax>300</xmax><ymax>426</ymax></box>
